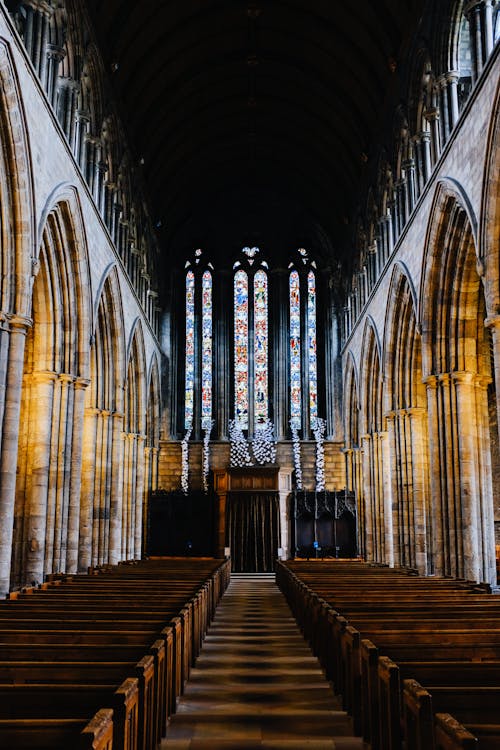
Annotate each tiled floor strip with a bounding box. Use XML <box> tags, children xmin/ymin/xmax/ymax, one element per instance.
<box><xmin>162</xmin><ymin>575</ymin><xmax>364</xmax><ymax>749</ymax></box>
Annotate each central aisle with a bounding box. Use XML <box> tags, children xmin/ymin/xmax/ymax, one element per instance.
<box><xmin>163</xmin><ymin>574</ymin><xmax>364</xmax><ymax>749</ymax></box>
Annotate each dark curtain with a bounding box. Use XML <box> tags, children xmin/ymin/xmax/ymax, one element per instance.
<box><xmin>226</xmin><ymin>492</ymin><xmax>280</xmax><ymax>572</ymax></box>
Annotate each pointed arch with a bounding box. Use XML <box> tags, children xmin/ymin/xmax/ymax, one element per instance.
<box><xmin>343</xmin><ymin>352</ymin><xmax>364</xmax><ymax>558</ymax></box>
<box><xmin>0</xmin><ymin>40</ymin><xmax>34</xmax><ymax>316</ymax></box>
<box><xmin>122</xmin><ymin>319</ymin><xmax>147</xmax><ymax>560</ymax></box>
<box><xmin>420</xmin><ymin>180</ymin><xmax>496</xmax><ymax>584</ymax></box>
<box><xmin>12</xmin><ymin>197</ymin><xmax>91</xmax><ymax>587</ymax></box>
<box><xmin>384</xmin><ymin>263</ymin><xmax>430</xmax><ymax>573</ymax></box>
<box><xmin>79</xmin><ymin>267</ymin><xmax>125</xmax><ymax>570</ymax></box>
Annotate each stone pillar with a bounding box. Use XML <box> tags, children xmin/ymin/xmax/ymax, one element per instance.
<box><xmin>55</xmin><ymin>374</ymin><xmax>76</xmax><ymax>574</ymax></box>
<box><xmin>438</xmin><ymin>77</ymin><xmax>450</xmax><ymax>144</ymax></box>
<box><xmin>361</xmin><ymin>434</ymin><xmax>373</xmax><ymax>560</ymax></box>
<box><xmin>134</xmin><ymin>435</ymin><xmax>146</xmax><ymax>558</ymax></box>
<box><xmin>485</xmin><ymin>316</ymin><xmax>500</xmax><ymax>446</ymax></box>
<box><xmin>484</xmin><ymin>0</ymin><xmax>494</xmax><ymax>58</ymax></box>
<box><xmin>424</xmin><ymin>375</ymin><xmax>444</xmax><ymax>575</ymax></box>
<box><xmin>379</xmin><ymin>430</ymin><xmax>394</xmax><ymax>566</ymax></box>
<box><xmin>420</xmin><ymin>130</ymin><xmax>432</xmax><ymax>184</ymax></box>
<box><xmin>24</xmin><ymin>370</ymin><xmax>57</xmax><ymax>585</ymax></box>
<box><xmin>452</xmin><ymin>371</ymin><xmax>480</xmax><ymax>582</ymax></box>
<box><xmin>66</xmin><ymin>377</ymin><xmax>90</xmax><ymax>573</ymax></box>
<box><xmin>78</xmin><ymin>406</ymin><xmax>99</xmax><ymax>572</ymax></box>
<box><xmin>425</xmin><ymin>107</ymin><xmax>441</xmax><ymax>165</ymax></box>
<box><xmin>0</xmin><ymin>316</ymin><xmax>31</xmax><ymax>595</ymax></box>
<box><xmin>474</xmin><ymin>375</ymin><xmax>497</xmax><ymax>584</ymax></box>
<box><xmin>403</xmin><ymin>158</ymin><xmax>416</xmax><ymax>215</ymax></box>
<box><xmin>447</xmin><ymin>71</ymin><xmax>460</xmax><ymax>128</ymax></box>
<box><xmin>278</xmin><ymin>468</ymin><xmax>293</xmax><ymax>559</ymax></box>
<box><xmin>407</xmin><ymin>407</ymin><xmax>431</xmax><ymax>574</ymax></box>
<box><xmin>109</xmin><ymin>411</ymin><xmax>124</xmax><ymax>564</ymax></box>
<box><xmin>469</xmin><ymin>1</ymin><xmax>485</xmax><ymax>77</ymax></box>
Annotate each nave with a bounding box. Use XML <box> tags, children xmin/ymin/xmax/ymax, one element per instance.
<box><xmin>164</xmin><ymin>575</ymin><xmax>362</xmax><ymax>750</ymax></box>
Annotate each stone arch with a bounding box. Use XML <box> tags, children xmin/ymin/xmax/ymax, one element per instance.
<box><xmin>0</xmin><ymin>40</ymin><xmax>33</xmax><ymax>317</ymax></box>
<box><xmin>79</xmin><ymin>266</ymin><xmax>125</xmax><ymax>570</ymax></box>
<box><xmin>359</xmin><ymin>319</ymin><xmax>387</xmax><ymax>563</ymax></box>
<box><xmin>142</xmin><ymin>354</ymin><xmax>161</xmax><ymax>555</ymax></box>
<box><xmin>420</xmin><ymin>180</ymin><xmax>496</xmax><ymax>583</ymax></box>
<box><xmin>0</xmin><ymin>40</ymin><xmax>38</xmax><ymax>595</ymax></box>
<box><xmin>343</xmin><ymin>352</ymin><xmax>364</xmax><ymax>557</ymax></box>
<box><xmin>384</xmin><ymin>263</ymin><xmax>430</xmax><ymax>573</ymax></box>
<box><xmin>121</xmin><ymin>320</ymin><xmax>147</xmax><ymax>560</ymax></box>
<box><xmin>481</xmin><ymin>78</ymin><xmax>500</xmax><ymax>310</ymax></box>
<box><xmin>12</xmin><ymin>197</ymin><xmax>91</xmax><ymax>587</ymax></box>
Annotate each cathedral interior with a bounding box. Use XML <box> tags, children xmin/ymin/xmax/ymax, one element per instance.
<box><xmin>0</xmin><ymin>0</ymin><xmax>499</xmax><ymax>747</ymax></box>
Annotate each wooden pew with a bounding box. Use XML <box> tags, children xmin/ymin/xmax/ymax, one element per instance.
<box><xmin>0</xmin><ymin>558</ymin><xmax>230</xmax><ymax>749</ymax></box>
<box><xmin>0</xmin><ymin>707</ymin><xmax>114</xmax><ymax>750</ymax></box>
<box><xmin>0</xmin><ymin>678</ymin><xmax>138</xmax><ymax>750</ymax></box>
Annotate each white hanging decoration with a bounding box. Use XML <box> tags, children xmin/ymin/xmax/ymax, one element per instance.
<box><xmin>181</xmin><ymin>426</ymin><xmax>192</xmax><ymax>494</ymax></box>
<box><xmin>252</xmin><ymin>418</ymin><xmax>277</xmax><ymax>465</ymax></box>
<box><xmin>313</xmin><ymin>417</ymin><xmax>326</xmax><ymax>492</ymax></box>
<box><xmin>202</xmin><ymin>420</ymin><xmax>214</xmax><ymax>493</ymax></box>
<box><xmin>290</xmin><ymin>424</ymin><xmax>303</xmax><ymax>490</ymax></box>
<box><xmin>229</xmin><ymin>419</ymin><xmax>253</xmax><ymax>467</ymax></box>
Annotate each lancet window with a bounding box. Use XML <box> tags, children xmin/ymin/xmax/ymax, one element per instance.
<box><xmin>289</xmin><ymin>250</ymin><xmax>318</xmax><ymax>432</ymax></box>
<box><xmin>233</xmin><ymin>248</ymin><xmax>269</xmax><ymax>431</ymax></box>
<box><xmin>184</xmin><ymin>251</ymin><xmax>214</xmax><ymax>431</ymax></box>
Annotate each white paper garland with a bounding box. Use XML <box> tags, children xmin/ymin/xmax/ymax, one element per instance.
<box><xmin>313</xmin><ymin>417</ymin><xmax>326</xmax><ymax>492</ymax></box>
<box><xmin>229</xmin><ymin>419</ymin><xmax>253</xmax><ymax>467</ymax></box>
<box><xmin>290</xmin><ymin>424</ymin><xmax>303</xmax><ymax>490</ymax></box>
<box><xmin>181</xmin><ymin>426</ymin><xmax>192</xmax><ymax>494</ymax></box>
<box><xmin>253</xmin><ymin>418</ymin><xmax>277</xmax><ymax>465</ymax></box>
<box><xmin>202</xmin><ymin>420</ymin><xmax>214</xmax><ymax>492</ymax></box>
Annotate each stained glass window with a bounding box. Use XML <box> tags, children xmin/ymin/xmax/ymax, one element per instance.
<box><xmin>308</xmin><ymin>271</ymin><xmax>318</xmax><ymax>428</ymax></box>
<box><xmin>201</xmin><ymin>271</ymin><xmax>212</xmax><ymax>428</ymax></box>
<box><xmin>234</xmin><ymin>270</ymin><xmax>249</xmax><ymax>429</ymax></box>
<box><xmin>254</xmin><ymin>270</ymin><xmax>268</xmax><ymax>425</ymax></box>
<box><xmin>289</xmin><ymin>271</ymin><xmax>301</xmax><ymax>429</ymax></box>
<box><xmin>185</xmin><ymin>271</ymin><xmax>195</xmax><ymax>429</ymax></box>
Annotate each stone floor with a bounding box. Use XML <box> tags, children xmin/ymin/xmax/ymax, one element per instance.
<box><xmin>162</xmin><ymin>574</ymin><xmax>364</xmax><ymax>749</ymax></box>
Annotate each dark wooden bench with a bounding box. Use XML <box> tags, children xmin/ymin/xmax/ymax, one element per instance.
<box><xmin>0</xmin><ymin>707</ymin><xmax>114</xmax><ymax>750</ymax></box>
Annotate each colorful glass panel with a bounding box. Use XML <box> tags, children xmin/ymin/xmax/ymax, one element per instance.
<box><xmin>254</xmin><ymin>270</ymin><xmax>268</xmax><ymax>425</ymax></box>
<box><xmin>308</xmin><ymin>271</ymin><xmax>318</xmax><ymax>428</ymax></box>
<box><xmin>289</xmin><ymin>270</ymin><xmax>301</xmax><ymax>429</ymax></box>
<box><xmin>234</xmin><ymin>270</ymin><xmax>249</xmax><ymax>429</ymax></box>
<box><xmin>201</xmin><ymin>271</ymin><xmax>212</xmax><ymax>429</ymax></box>
<box><xmin>185</xmin><ymin>271</ymin><xmax>195</xmax><ymax>429</ymax></box>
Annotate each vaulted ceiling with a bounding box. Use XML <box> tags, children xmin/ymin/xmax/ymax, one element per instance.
<box><xmin>86</xmin><ymin>0</ymin><xmax>426</xmax><ymax>268</ymax></box>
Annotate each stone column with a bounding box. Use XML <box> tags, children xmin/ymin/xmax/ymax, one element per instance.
<box><xmin>464</xmin><ymin>2</ymin><xmax>480</xmax><ymax>79</ymax></box>
<box><xmin>78</xmin><ymin>406</ymin><xmax>99</xmax><ymax>571</ymax></box>
<box><xmin>452</xmin><ymin>371</ymin><xmax>481</xmax><ymax>581</ymax></box>
<box><xmin>485</xmin><ymin>315</ymin><xmax>500</xmax><ymax>446</ymax></box>
<box><xmin>134</xmin><ymin>435</ymin><xmax>146</xmax><ymax>558</ymax></box>
<box><xmin>385</xmin><ymin>412</ymin><xmax>401</xmax><ymax>566</ymax></box>
<box><xmin>403</xmin><ymin>158</ymin><xmax>416</xmax><ymax>215</ymax></box>
<box><xmin>52</xmin><ymin>373</ymin><xmax>74</xmax><ymax>574</ymax></box>
<box><xmin>379</xmin><ymin>430</ymin><xmax>394</xmax><ymax>566</ymax></box>
<box><xmin>420</xmin><ymin>130</ymin><xmax>432</xmax><ymax>184</ymax></box>
<box><xmin>474</xmin><ymin>375</ymin><xmax>497</xmax><ymax>584</ymax></box>
<box><xmin>425</xmin><ymin>108</ymin><xmax>441</xmax><ymax>165</ymax></box>
<box><xmin>361</xmin><ymin>434</ymin><xmax>373</xmax><ymax>560</ymax></box>
<box><xmin>407</xmin><ymin>407</ymin><xmax>430</xmax><ymax>574</ymax></box>
<box><xmin>24</xmin><ymin>370</ymin><xmax>57</xmax><ymax>585</ymax></box>
<box><xmin>66</xmin><ymin>377</ymin><xmax>90</xmax><ymax>573</ymax></box>
<box><xmin>0</xmin><ymin>315</ymin><xmax>31</xmax><ymax>596</ymax></box>
<box><xmin>438</xmin><ymin>77</ymin><xmax>450</xmax><ymax>143</ymax></box>
<box><xmin>108</xmin><ymin>411</ymin><xmax>124</xmax><ymax>564</ymax></box>
<box><xmin>424</xmin><ymin>375</ymin><xmax>444</xmax><ymax>575</ymax></box>
<box><xmin>484</xmin><ymin>0</ymin><xmax>494</xmax><ymax>58</ymax></box>
<box><xmin>447</xmin><ymin>71</ymin><xmax>460</xmax><ymax>128</ymax></box>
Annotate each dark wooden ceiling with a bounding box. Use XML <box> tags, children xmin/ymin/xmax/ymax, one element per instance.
<box><xmin>86</xmin><ymin>0</ymin><xmax>425</xmax><ymax>267</ymax></box>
